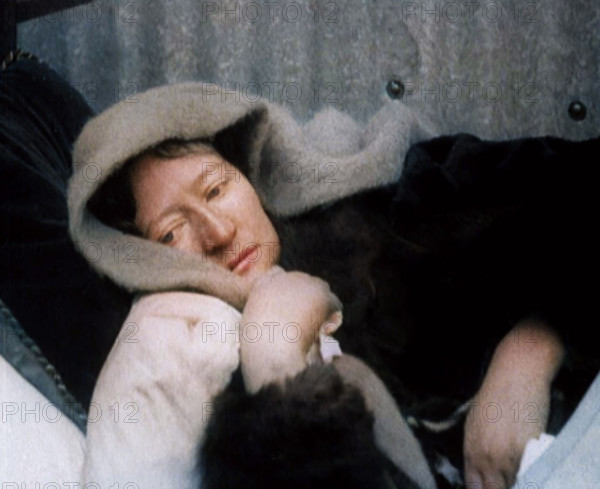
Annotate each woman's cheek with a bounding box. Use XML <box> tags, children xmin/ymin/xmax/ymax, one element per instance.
<box><xmin>177</xmin><ymin>227</ymin><xmax>201</xmax><ymax>255</ymax></box>
<box><xmin>222</xmin><ymin>191</ymin><xmax>245</xmax><ymax>211</ymax></box>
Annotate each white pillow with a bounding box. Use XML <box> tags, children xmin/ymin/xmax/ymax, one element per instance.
<box><xmin>0</xmin><ymin>356</ymin><xmax>85</xmax><ymax>483</ymax></box>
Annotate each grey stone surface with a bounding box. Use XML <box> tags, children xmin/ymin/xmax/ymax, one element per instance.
<box><xmin>18</xmin><ymin>0</ymin><xmax>600</xmax><ymax>140</ymax></box>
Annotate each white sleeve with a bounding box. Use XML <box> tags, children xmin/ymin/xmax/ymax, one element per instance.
<box><xmin>81</xmin><ymin>292</ymin><xmax>241</xmax><ymax>489</ymax></box>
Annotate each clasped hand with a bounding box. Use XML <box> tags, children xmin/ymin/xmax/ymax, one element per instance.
<box><xmin>464</xmin><ymin>320</ymin><xmax>563</xmax><ymax>489</ymax></box>
<box><xmin>240</xmin><ymin>266</ymin><xmax>343</xmax><ymax>392</ymax></box>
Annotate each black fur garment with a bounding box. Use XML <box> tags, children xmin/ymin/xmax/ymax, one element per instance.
<box><xmin>201</xmin><ymin>363</ymin><xmax>419</xmax><ymax>489</ymax></box>
<box><xmin>276</xmin><ymin>133</ymin><xmax>600</xmax><ymax>413</ymax></box>
<box><xmin>202</xmin><ymin>134</ymin><xmax>600</xmax><ymax>489</ymax></box>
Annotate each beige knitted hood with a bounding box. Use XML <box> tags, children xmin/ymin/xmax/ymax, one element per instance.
<box><xmin>68</xmin><ymin>82</ymin><xmax>437</xmax><ymax>309</ymax></box>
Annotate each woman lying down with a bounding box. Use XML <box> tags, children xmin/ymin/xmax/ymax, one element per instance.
<box><xmin>69</xmin><ymin>83</ymin><xmax>600</xmax><ymax>489</ymax></box>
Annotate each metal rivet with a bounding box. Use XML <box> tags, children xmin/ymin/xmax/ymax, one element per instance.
<box><xmin>568</xmin><ymin>101</ymin><xmax>587</xmax><ymax>121</ymax></box>
<box><xmin>386</xmin><ymin>79</ymin><xmax>405</xmax><ymax>99</ymax></box>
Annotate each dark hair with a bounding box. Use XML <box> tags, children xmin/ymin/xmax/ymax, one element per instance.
<box><xmin>87</xmin><ymin>138</ymin><xmax>217</xmax><ymax>235</ymax></box>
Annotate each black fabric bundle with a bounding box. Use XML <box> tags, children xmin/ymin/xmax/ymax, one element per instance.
<box><xmin>269</xmin><ymin>132</ymin><xmax>600</xmax><ymax>483</ymax></box>
<box><xmin>0</xmin><ymin>58</ymin><xmax>132</xmax><ymax>414</ymax></box>
<box><xmin>200</xmin><ymin>132</ymin><xmax>600</xmax><ymax>489</ymax></box>
<box><xmin>276</xmin><ymin>132</ymin><xmax>600</xmax><ymax>410</ymax></box>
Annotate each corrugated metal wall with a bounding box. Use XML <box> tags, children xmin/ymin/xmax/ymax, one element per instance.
<box><xmin>18</xmin><ymin>0</ymin><xmax>600</xmax><ymax>140</ymax></box>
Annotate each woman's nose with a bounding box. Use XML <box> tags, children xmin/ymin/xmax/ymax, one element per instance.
<box><xmin>196</xmin><ymin>208</ymin><xmax>235</xmax><ymax>253</ymax></box>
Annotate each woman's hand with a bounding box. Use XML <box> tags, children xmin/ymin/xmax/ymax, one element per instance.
<box><xmin>463</xmin><ymin>319</ymin><xmax>564</xmax><ymax>489</ymax></box>
<box><xmin>240</xmin><ymin>266</ymin><xmax>343</xmax><ymax>392</ymax></box>
<box><xmin>463</xmin><ymin>364</ymin><xmax>551</xmax><ymax>488</ymax></box>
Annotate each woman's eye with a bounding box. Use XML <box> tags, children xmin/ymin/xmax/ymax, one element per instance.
<box><xmin>207</xmin><ymin>184</ymin><xmax>222</xmax><ymax>200</ymax></box>
<box><xmin>159</xmin><ymin>231</ymin><xmax>174</xmax><ymax>244</ymax></box>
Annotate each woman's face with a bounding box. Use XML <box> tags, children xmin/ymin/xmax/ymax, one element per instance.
<box><xmin>130</xmin><ymin>149</ymin><xmax>280</xmax><ymax>289</ymax></box>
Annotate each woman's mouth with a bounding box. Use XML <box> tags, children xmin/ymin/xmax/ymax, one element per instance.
<box><xmin>229</xmin><ymin>244</ymin><xmax>260</xmax><ymax>274</ymax></box>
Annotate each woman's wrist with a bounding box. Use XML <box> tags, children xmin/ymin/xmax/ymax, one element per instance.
<box><xmin>240</xmin><ymin>322</ymin><xmax>310</xmax><ymax>393</ymax></box>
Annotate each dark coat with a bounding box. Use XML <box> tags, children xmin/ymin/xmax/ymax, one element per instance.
<box><xmin>203</xmin><ymin>133</ymin><xmax>600</xmax><ymax>488</ymax></box>
<box><xmin>279</xmin><ymin>133</ymin><xmax>600</xmax><ymax>415</ymax></box>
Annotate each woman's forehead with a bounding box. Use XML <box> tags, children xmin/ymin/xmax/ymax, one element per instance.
<box><xmin>129</xmin><ymin>151</ymin><xmax>230</xmax><ymax>184</ymax></box>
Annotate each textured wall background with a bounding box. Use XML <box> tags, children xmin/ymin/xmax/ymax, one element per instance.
<box><xmin>18</xmin><ymin>0</ymin><xmax>600</xmax><ymax>140</ymax></box>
